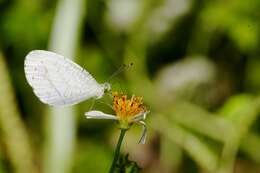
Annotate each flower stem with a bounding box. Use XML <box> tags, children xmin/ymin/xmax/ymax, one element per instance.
<box><xmin>109</xmin><ymin>129</ymin><xmax>127</xmax><ymax>173</ymax></box>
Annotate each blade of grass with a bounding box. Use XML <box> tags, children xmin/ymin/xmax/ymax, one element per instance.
<box><xmin>217</xmin><ymin>95</ymin><xmax>260</xmax><ymax>173</ymax></box>
<box><xmin>241</xmin><ymin>132</ymin><xmax>260</xmax><ymax>163</ymax></box>
<box><xmin>0</xmin><ymin>53</ymin><xmax>38</xmax><ymax>173</ymax></box>
<box><xmin>44</xmin><ymin>0</ymin><xmax>86</xmax><ymax>173</ymax></box>
<box><xmin>153</xmin><ymin>115</ymin><xmax>218</xmax><ymax>172</ymax></box>
<box><xmin>168</xmin><ymin>101</ymin><xmax>232</xmax><ymax>142</ymax></box>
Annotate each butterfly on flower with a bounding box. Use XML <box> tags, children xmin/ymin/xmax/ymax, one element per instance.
<box><xmin>24</xmin><ymin>50</ymin><xmax>149</xmax><ymax>143</ymax></box>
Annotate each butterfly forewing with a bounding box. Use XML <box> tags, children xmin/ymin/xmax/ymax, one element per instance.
<box><xmin>24</xmin><ymin>50</ymin><xmax>104</xmax><ymax>106</ymax></box>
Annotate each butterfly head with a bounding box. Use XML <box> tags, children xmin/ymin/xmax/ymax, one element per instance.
<box><xmin>102</xmin><ymin>82</ymin><xmax>111</xmax><ymax>93</ymax></box>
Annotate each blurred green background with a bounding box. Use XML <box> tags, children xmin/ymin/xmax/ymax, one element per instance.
<box><xmin>0</xmin><ymin>0</ymin><xmax>260</xmax><ymax>173</ymax></box>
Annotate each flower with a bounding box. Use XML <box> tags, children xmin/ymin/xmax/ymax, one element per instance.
<box><xmin>85</xmin><ymin>92</ymin><xmax>149</xmax><ymax>144</ymax></box>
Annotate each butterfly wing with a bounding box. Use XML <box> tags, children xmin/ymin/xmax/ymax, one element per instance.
<box><xmin>24</xmin><ymin>50</ymin><xmax>104</xmax><ymax>106</ymax></box>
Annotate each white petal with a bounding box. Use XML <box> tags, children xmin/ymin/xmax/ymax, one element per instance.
<box><xmin>85</xmin><ymin>110</ymin><xmax>118</xmax><ymax>120</ymax></box>
<box><xmin>138</xmin><ymin>121</ymin><xmax>147</xmax><ymax>144</ymax></box>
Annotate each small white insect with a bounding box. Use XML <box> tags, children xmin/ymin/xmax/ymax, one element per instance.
<box><xmin>24</xmin><ymin>50</ymin><xmax>111</xmax><ymax>106</ymax></box>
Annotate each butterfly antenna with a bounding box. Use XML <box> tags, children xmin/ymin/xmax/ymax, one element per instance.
<box><xmin>106</xmin><ymin>63</ymin><xmax>133</xmax><ymax>82</ymax></box>
<box><xmin>119</xmin><ymin>82</ymin><xmax>125</xmax><ymax>94</ymax></box>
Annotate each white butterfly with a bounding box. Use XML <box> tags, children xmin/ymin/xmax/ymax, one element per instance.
<box><xmin>24</xmin><ymin>50</ymin><xmax>111</xmax><ymax>106</ymax></box>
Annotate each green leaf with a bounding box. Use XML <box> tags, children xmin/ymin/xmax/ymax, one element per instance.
<box><xmin>152</xmin><ymin>115</ymin><xmax>218</xmax><ymax>172</ymax></box>
<box><xmin>166</xmin><ymin>101</ymin><xmax>232</xmax><ymax>142</ymax></box>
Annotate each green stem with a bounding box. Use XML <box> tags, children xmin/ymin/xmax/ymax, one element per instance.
<box><xmin>109</xmin><ymin>129</ymin><xmax>127</xmax><ymax>173</ymax></box>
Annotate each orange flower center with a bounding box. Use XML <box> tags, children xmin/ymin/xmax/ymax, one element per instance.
<box><xmin>112</xmin><ymin>92</ymin><xmax>146</xmax><ymax>121</ymax></box>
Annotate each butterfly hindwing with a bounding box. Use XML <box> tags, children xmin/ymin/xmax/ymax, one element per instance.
<box><xmin>24</xmin><ymin>50</ymin><xmax>104</xmax><ymax>106</ymax></box>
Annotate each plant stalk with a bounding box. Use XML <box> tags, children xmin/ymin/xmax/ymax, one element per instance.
<box><xmin>109</xmin><ymin>129</ymin><xmax>127</xmax><ymax>173</ymax></box>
